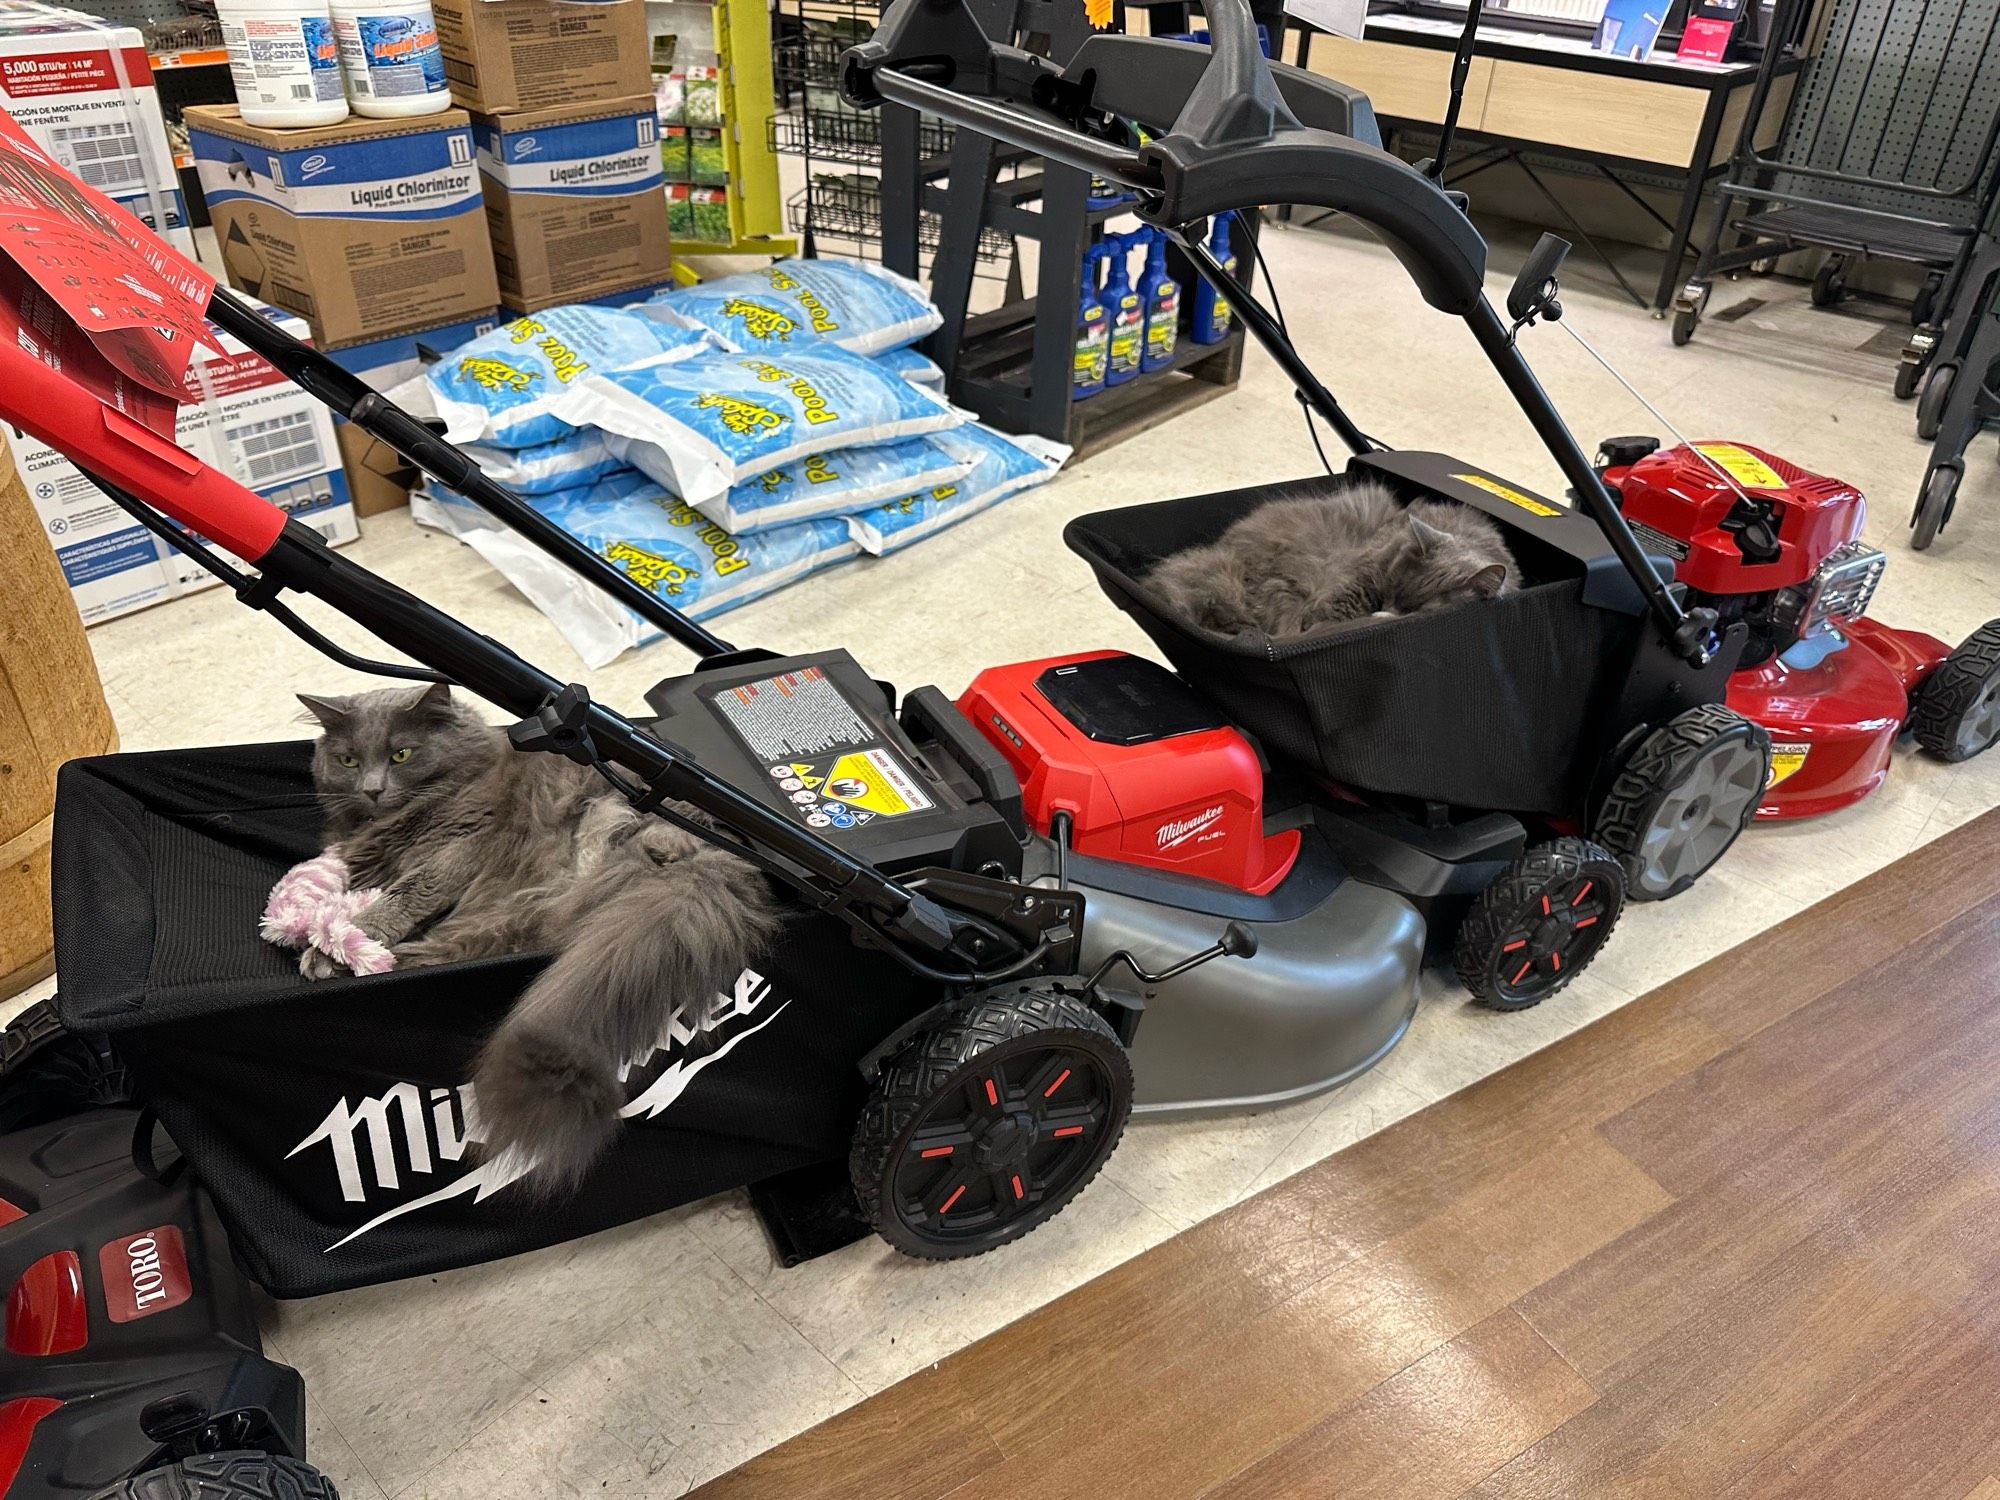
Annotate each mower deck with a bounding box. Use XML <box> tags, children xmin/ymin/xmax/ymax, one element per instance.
<box><xmin>1733</xmin><ymin>617</ymin><xmax>1952</xmax><ymax>820</ymax></box>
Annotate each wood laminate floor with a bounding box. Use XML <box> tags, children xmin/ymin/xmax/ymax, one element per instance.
<box><xmin>697</xmin><ymin>808</ymin><xmax>2000</xmax><ymax>1499</ymax></box>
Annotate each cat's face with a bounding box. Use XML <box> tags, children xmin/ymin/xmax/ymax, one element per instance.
<box><xmin>300</xmin><ymin>684</ymin><xmax>492</xmax><ymax>825</ymax></box>
<box><xmin>1376</xmin><ymin>515</ymin><xmax>1511</xmax><ymax>617</ymax></box>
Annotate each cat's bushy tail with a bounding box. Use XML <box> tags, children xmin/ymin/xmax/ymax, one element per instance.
<box><xmin>470</xmin><ymin>845</ymin><xmax>778</xmax><ymax>1195</ymax></box>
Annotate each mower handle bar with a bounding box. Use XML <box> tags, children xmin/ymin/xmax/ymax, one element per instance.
<box><xmin>844</xmin><ymin>0</ymin><xmax>1711</xmax><ymax>662</ymax></box>
<box><xmin>0</xmin><ymin>307</ymin><xmax>1021</xmax><ymax>983</ymax></box>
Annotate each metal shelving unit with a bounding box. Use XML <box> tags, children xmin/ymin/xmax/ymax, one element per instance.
<box><xmin>769</xmin><ymin>0</ymin><xmax>1251</xmax><ymax>451</ymax></box>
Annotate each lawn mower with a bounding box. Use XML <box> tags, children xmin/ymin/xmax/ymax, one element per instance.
<box><xmin>1597</xmin><ymin>437</ymin><xmax>2000</xmax><ymax>818</ymax></box>
<box><xmin>0</xmin><ymin>1039</ymin><xmax>322</xmax><ymax>1500</ymax></box>
<box><xmin>0</xmin><ymin>1</ymin><xmax>1774</xmax><ymax>1490</ymax></box>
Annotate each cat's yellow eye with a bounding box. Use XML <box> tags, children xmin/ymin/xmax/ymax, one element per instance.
<box><xmin>391</xmin><ymin>748</ymin><xmax>414</xmax><ymax>764</ymax></box>
<box><xmin>338</xmin><ymin>754</ymin><xmax>358</xmax><ymax>768</ymax></box>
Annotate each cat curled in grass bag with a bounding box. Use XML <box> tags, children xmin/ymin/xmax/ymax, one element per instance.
<box><xmin>282</xmin><ymin>684</ymin><xmax>778</xmax><ymax>1193</ymax></box>
<box><xmin>1148</xmin><ymin>480</ymin><xmax>1518</xmax><ymax>638</ymax></box>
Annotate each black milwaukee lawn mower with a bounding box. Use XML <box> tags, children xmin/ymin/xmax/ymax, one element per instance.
<box><xmin>0</xmin><ymin>1</ymin><xmax>1771</xmax><ymax>1492</ymax></box>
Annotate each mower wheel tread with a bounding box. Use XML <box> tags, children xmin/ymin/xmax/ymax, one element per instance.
<box><xmin>0</xmin><ymin>999</ymin><xmax>132</xmax><ymax>1132</ymax></box>
<box><xmin>1594</xmin><ymin>703</ymin><xmax>1770</xmax><ymax>902</ymax></box>
<box><xmin>88</xmin><ymin>1452</ymin><xmax>337</xmax><ymax>1500</ymax></box>
<box><xmin>1454</xmin><ymin>837</ymin><xmax>1625</xmax><ymax>1009</ymax></box>
<box><xmin>1911</xmin><ymin>620</ymin><xmax>2000</xmax><ymax>762</ymax></box>
<box><xmin>852</xmin><ymin>989</ymin><xmax>1130</xmax><ymax>1261</ymax></box>
<box><xmin>0</xmin><ymin>1000</ymin><xmax>68</xmax><ymax>1073</ymax></box>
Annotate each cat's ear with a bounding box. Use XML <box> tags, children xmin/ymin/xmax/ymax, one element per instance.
<box><xmin>1466</xmin><ymin>563</ymin><xmax>1510</xmax><ymax>597</ymax></box>
<box><xmin>400</xmin><ymin>682</ymin><xmax>455</xmax><ymax>716</ymax></box>
<box><xmin>1407</xmin><ymin>514</ymin><xmax>1452</xmax><ymax>551</ymax></box>
<box><xmin>296</xmin><ymin>693</ymin><xmax>353</xmax><ymax>727</ymax></box>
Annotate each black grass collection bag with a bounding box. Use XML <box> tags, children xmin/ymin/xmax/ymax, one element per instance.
<box><xmin>1064</xmin><ymin>464</ymin><xmax>1650</xmax><ymax>816</ymax></box>
<box><xmin>52</xmin><ymin>744</ymin><xmax>929</xmax><ymax>1297</ymax></box>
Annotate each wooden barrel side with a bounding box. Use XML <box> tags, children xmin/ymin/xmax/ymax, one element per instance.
<box><xmin>0</xmin><ymin>427</ymin><xmax>118</xmax><ymax>996</ymax></box>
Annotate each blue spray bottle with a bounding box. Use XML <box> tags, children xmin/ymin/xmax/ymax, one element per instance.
<box><xmin>1073</xmin><ymin>243</ymin><xmax>1108</xmax><ymax>399</ymax></box>
<box><xmin>1103</xmin><ymin>232</ymin><xmax>1145</xmax><ymax>386</ymax></box>
<box><xmin>1190</xmin><ymin>214</ymin><xmax>1237</xmax><ymax>345</ymax></box>
<box><xmin>1137</xmin><ymin>228</ymin><xmax>1182</xmax><ymax>372</ymax></box>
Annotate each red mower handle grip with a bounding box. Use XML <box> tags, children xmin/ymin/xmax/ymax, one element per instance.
<box><xmin>0</xmin><ymin>339</ymin><xmax>287</xmax><ymax>563</ymax></box>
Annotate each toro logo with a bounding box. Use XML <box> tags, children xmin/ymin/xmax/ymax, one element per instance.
<box><xmin>97</xmin><ymin>1225</ymin><xmax>193</xmax><ymax>1323</ymax></box>
<box><xmin>1157</xmin><ymin>805</ymin><xmax>1226</xmax><ymax>851</ymax></box>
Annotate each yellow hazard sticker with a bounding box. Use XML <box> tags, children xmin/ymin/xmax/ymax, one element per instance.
<box><xmin>1696</xmin><ymin>444</ymin><xmax>1784</xmax><ymax>490</ymax></box>
<box><xmin>1452</xmin><ymin>473</ymin><xmax>1563</xmax><ymax>518</ymax></box>
<box><xmin>1767</xmin><ymin>742</ymin><xmax>1810</xmax><ymax>788</ymax></box>
<box><xmin>824</xmin><ymin>748</ymin><xmax>934</xmax><ymax>818</ymax></box>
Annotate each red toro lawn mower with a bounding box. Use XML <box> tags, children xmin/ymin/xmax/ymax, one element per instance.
<box><xmin>1598</xmin><ymin>437</ymin><xmax>2000</xmax><ymax>819</ymax></box>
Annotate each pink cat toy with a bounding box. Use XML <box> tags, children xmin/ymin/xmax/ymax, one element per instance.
<box><xmin>260</xmin><ymin>853</ymin><xmax>395</xmax><ymax>976</ymax></box>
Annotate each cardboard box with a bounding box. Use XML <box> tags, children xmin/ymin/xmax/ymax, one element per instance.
<box><xmin>0</xmin><ymin>4</ymin><xmax>195</xmax><ymax>255</ymax></box>
<box><xmin>500</xmin><ymin>276</ymin><xmax>670</xmax><ymax>318</ymax></box>
<box><xmin>432</xmin><ymin>0</ymin><xmax>649</xmax><ymax>114</ymax></box>
<box><xmin>335</xmin><ymin>420</ymin><xmax>423</xmax><ymax>519</ymax></box>
<box><xmin>19</xmin><ymin>300</ymin><xmax>356</xmax><ymax>624</ymax></box>
<box><xmin>473</xmin><ymin>97</ymin><xmax>670</xmax><ymax>309</ymax></box>
<box><xmin>325</xmin><ymin>311</ymin><xmax>497</xmax><ymax>517</ymax></box>
<box><xmin>324</xmin><ymin>309</ymin><xmax>498</xmax><ymax>392</ymax></box>
<box><xmin>186</xmin><ymin>103</ymin><xmax>498</xmax><ymax>347</ymax></box>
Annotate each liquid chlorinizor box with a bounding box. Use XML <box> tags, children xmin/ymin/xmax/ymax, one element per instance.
<box><xmin>184</xmin><ymin>102</ymin><xmax>499</xmax><ymax>347</ymax></box>
<box><xmin>472</xmin><ymin>96</ymin><xmax>670</xmax><ymax>311</ymax></box>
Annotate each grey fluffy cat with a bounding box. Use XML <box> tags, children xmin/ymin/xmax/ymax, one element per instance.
<box><xmin>297</xmin><ymin>683</ymin><xmax>778</xmax><ymax>1193</ymax></box>
<box><xmin>1147</xmin><ymin>479</ymin><xmax>1518</xmax><ymax>638</ymax></box>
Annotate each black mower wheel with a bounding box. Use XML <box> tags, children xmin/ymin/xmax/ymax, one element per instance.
<box><xmin>85</xmin><ymin>1452</ymin><xmax>337</xmax><ymax>1500</ymax></box>
<box><xmin>1593</xmin><ymin>704</ymin><xmax>1771</xmax><ymax>903</ymax></box>
<box><xmin>1918</xmin><ymin>361</ymin><xmax>1958</xmax><ymax>441</ymax></box>
<box><xmin>0</xmin><ymin>999</ymin><xmax>130</xmax><ymax>1133</ymax></box>
<box><xmin>1811</xmin><ymin>256</ymin><xmax>1848</xmax><ymax>307</ymax></box>
<box><xmin>1911</xmin><ymin>620</ymin><xmax>2000</xmax><ymax>762</ymax></box>
<box><xmin>1912</xmin><ymin>464</ymin><xmax>1959</xmax><ymax>552</ymax></box>
<box><xmin>1453</xmin><ymin>838</ymin><xmax>1625</xmax><ymax>1010</ymax></box>
<box><xmin>852</xmin><ymin>987</ymin><xmax>1132</xmax><ymax>1261</ymax></box>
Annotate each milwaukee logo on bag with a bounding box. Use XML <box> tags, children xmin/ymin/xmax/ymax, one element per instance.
<box><xmin>98</xmin><ymin>1225</ymin><xmax>193</xmax><ymax>1322</ymax></box>
<box><xmin>287</xmin><ymin>967</ymin><xmax>787</xmax><ymax>1250</ymax></box>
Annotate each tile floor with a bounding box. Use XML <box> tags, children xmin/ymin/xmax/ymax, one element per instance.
<box><xmin>14</xmin><ymin>214</ymin><xmax>2000</xmax><ymax>1497</ymax></box>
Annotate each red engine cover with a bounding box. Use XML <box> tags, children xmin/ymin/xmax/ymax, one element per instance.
<box><xmin>958</xmin><ymin>651</ymin><xmax>1299</xmax><ymax>894</ymax></box>
<box><xmin>1603</xmin><ymin>441</ymin><xmax>1865</xmax><ymax>595</ymax></box>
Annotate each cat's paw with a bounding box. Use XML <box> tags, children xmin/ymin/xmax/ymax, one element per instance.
<box><xmin>299</xmin><ymin>948</ymin><xmax>346</xmax><ymax>981</ymax></box>
<box><xmin>391</xmin><ymin>940</ymin><xmax>455</xmax><ymax>968</ymax></box>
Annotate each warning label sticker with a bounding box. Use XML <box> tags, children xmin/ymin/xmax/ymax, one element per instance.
<box><xmin>713</xmin><ymin>665</ymin><xmax>874</xmax><ymax>761</ymax></box>
<box><xmin>1452</xmin><ymin>473</ymin><xmax>1563</xmax><ymax>518</ymax></box>
<box><xmin>714</xmin><ymin>664</ymin><xmax>936</xmax><ymax>833</ymax></box>
<box><xmin>825</xmin><ymin>748</ymin><xmax>933</xmax><ymax>817</ymax></box>
<box><xmin>1696</xmin><ymin>444</ymin><xmax>1785</xmax><ymax>491</ymax></box>
<box><xmin>1767</xmin><ymin>741</ymin><xmax>1810</xmax><ymax>788</ymax></box>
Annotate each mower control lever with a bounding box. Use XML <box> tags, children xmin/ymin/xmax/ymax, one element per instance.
<box><xmin>1086</xmin><ymin>921</ymin><xmax>1260</xmax><ymax>998</ymax></box>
